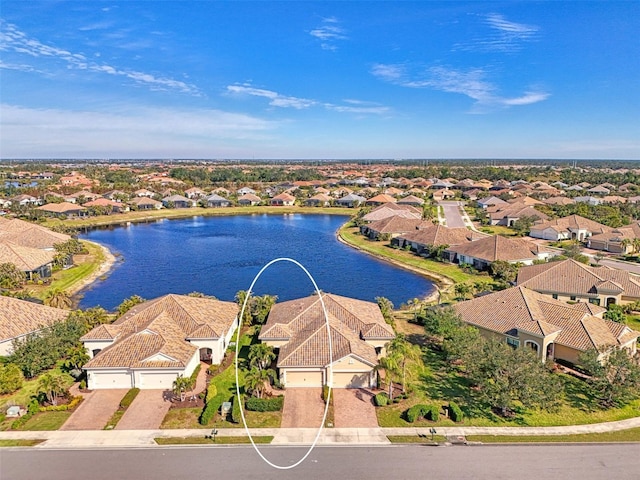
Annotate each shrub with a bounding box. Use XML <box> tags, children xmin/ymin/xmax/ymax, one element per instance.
<box><xmin>189</xmin><ymin>363</ymin><xmax>201</xmax><ymax>383</ymax></box>
<box><xmin>321</xmin><ymin>385</ymin><xmax>333</xmax><ymax>405</ymax></box>
<box><xmin>199</xmin><ymin>400</ymin><xmax>217</xmax><ymax>425</ymax></box>
<box><xmin>119</xmin><ymin>388</ymin><xmax>140</xmax><ymax>409</ymax></box>
<box><xmin>0</xmin><ymin>363</ymin><xmax>24</xmax><ymax>394</ymax></box>
<box><xmin>41</xmin><ymin>396</ymin><xmax>83</xmax><ymax>412</ymax></box>
<box><xmin>231</xmin><ymin>395</ymin><xmax>242</xmax><ymax>424</ymax></box>
<box><xmin>373</xmin><ymin>393</ymin><xmax>389</xmax><ymax>407</ymax></box>
<box><xmin>205</xmin><ymin>384</ymin><xmax>218</xmax><ymax>404</ymax></box>
<box><xmin>425</xmin><ymin>404</ymin><xmax>440</xmax><ymax>422</ymax></box>
<box><xmin>79</xmin><ymin>379</ymin><xmax>87</xmax><ymax>390</ymax></box>
<box><xmin>405</xmin><ymin>404</ymin><xmax>428</xmax><ymax>423</ymax></box>
<box><xmin>448</xmin><ymin>401</ymin><xmax>463</xmax><ymax>422</ymax></box>
<box><xmin>245</xmin><ymin>395</ymin><xmax>284</xmax><ymax>412</ymax></box>
<box><xmin>207</xmin><ymin>364</ymin><xmax>220</xmax><ymax>376</ymax></box>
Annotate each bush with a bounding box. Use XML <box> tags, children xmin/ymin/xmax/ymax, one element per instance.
<box><xmin>373</xmin><ymin>393</ymin><xmax>389</xmax><ymax>407</ymax></box>
<box><xmin>321</xmin><ymin>385</ymin><xmax>333</xmax><ymax>405</ymax></box>
<box><xmin>448</xmin><ymin>401</ymin><xmax>463</xmax><ymax>422</ymax></box>
<box><xmin>231</xmin><ymin>395</ymin><xmax>242</xmax><ymax>424</ymax></box>
<box><xmin>207</xmin><ymin>364</ymin><xmax>220</xmax><ymax>376</ymax></box>
<box><xmin>79</xmin><ymin>379</ymin><xmax>87</xmax><ymax>390</ymax></box>
<box><xmin>245</xmin><ymin>395</ymin><xmax>284</xmax><ymax>412</ymax></box>
<box><xmin>0</xmin><ymin>363</ymin><xmax>24</xmax><ymax>394</ymax></box>
<box><xmin>425</xmin><ymin>404</ymin><xmax>440</xmax><ymax>422</ymax></box>
<box><xmin>41</xmin><ymin>396</ymin><xmax>83</xmax><ymax>412</ymax></box>
<box><xmin>189</xmin><ymin>363</ymin><xmax>201</xmax><ymax>383</ymax></box>
<box><xmin>405</xmin><ymin>404</ymin><xmax>428</xmax><ymax>423</ymax></box>
<box><xmin>119</xmin><ymin>388</ymin><xmax>140</xmax><ymax>409</ymax></box>
<box><xmin>205</xmin><ymin>384</ymin><xmax>218</xmax><ymax>404</ymax></box>
<box><xmin>199</xmin><ymin>400</ymin><xmax>217</xmax><ymax>425</ymax></box>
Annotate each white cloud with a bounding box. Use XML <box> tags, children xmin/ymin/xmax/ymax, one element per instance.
<box><xmin>0</xmin><ymin>22</ymin><xmax>199</xmax><ymax>95</ymax></box>
<box><xmin>309</xmin><ymin>17</ymin><xmax>348</xmax><ymax>50</ymax></box>
<box><xmin>227</xmin><ymin>84</ymin><xmax>389</xmax><ymax>115</ymax></box>
<box><xmin>454</xmin><ymin>13</ymin><xmax>539</xmax><ymax>53</ymax></box>
<box><xmin>371</xmin><ymin>63</ymin><xmax>549</xmax><ymax>111</ymax></box>
<box><xmin>0</xmin><ymin>104</ymin><xmax>276</xmax><ymax>157</ymax></box>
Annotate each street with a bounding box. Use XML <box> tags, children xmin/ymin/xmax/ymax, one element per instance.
<box><xmin>3</xmin><ymin>444</ymin><xmax>639</xmax><ymax>480</ymax></box>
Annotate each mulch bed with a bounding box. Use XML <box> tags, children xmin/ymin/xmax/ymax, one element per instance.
<box><xmin>170</xmin><ymin>396</ymin><xmax>205</xmax><ymax>409</ymax></box>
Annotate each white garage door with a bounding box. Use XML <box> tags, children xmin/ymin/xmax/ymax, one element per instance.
<box><xmin>285</xmin><ymin>371</ymin><xmax>323</xmax><ymax>387</ymax></box>
<box><xmin>332</xmin><ymin>372</ymin><xmax>371</xmax><ymax>389</ymax></box>
<box><xmin>93</xmin><ymin>371</ymin><xmax>132</xmax><ymax>389</ymax></box>
<box><xmin>139</xmin><ymin>372</ymin><xmax>177</xmax><ymax>389</ymax></box>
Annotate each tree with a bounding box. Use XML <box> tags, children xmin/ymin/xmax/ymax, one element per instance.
<box><xmin>376</xmin><ymin>351</ymin><xmax>401</xmax><ymax>399</ymax></box>
<box><xmin>251</xmin><ymin>295</ymin><xmax>277</xmax><ymax>325</ymax></box>
<box><xmin>172</xmin><ymin>374</ymin><xmax>195</xmax><ymax>402</ymax></box>
<box><xmin>376</xmin><ymin>296</ymin><xmax>395</xmax><ymax>329</ymax></box>
<box><xmin>116</xmin><ymin>295</ymin><xmax>145</xmax><ymax>316</ymax></box>
<box><xmin>385</xmin><ymin>334</ymin><xmax>421</xmax><ymax>394</ymax></box>
<box><xmin>603</xmin><ymin>304</ymin><xmax>626</xmax><ymax>323</ymax></box>
<box><xmin>68</xmin><ymin>307</ymin><xmax>110</xmax><ymax>330</ymax></box>
<box><xmin>235</xmin><ymin>290</ymin><xmax>253</xmax><ymax>325</ymax></box>
<box><xmin>63</xmin><ymin>345</ymin><xmax>89</xmax><ymax>371</ymax></box>
<box><xmin>489</xmin><ymin>260</ymin><xmax>520</xmax><ymax>284</ymax></box>
<box><xmin>0</xmin><ymin>363</ymin><xmax>24</xmax><ymax>394</ymax></box>
<box><xmin>421</xmin><ymin>306</ymin><xmax>463</xmax><ymax>341</ymax></box>
<box><xmin>511</xmin><ymin>215</ymin><xmax>538</xmax><ymax>236</ymax></box>
<box><xmin>37</xmin><ymin>372</ymin><xmax>69</xmax><ymax>406</ymax></box>
<box><xmin>244</xmin><ymin>367</ymin><xmax>275</xmax><ymax>398</ymax></box>
<box><xmin>426</xmin><ymin>243</ymin><xmax>449</xmax><ymax>261</ymax></box>
<box><xmin>562</xmin><ymin>242</ymin><xmax>589</xmax><ymax>264</ymax></box>
<box><xmin>454</xmin><ymin>283</ymin><xmax>472</xmax><ymax>300</ymax></box>
<box><xmin>0</xmin><ymin>262</ymin><xmax>25</xmax><ymax>289</ymax></box>
<box><xmin>465</xmin><ymin>338</ymin><xmax>563</xmax><ymax>416</ymax></box>
<box><xmin>579</xmin><ymin>348</ymin><xmax>640</xmax><ymax>408</ymax></box>
<box><xmin>10</xmin><ymin>333</ymin><xmax>57</xmax><ymax>378</ymax></box>
<box><xmin>248</xmin><ymin>343</ymin><xmax>276</xmax><ymax>371</ymax></box>
<box><xmin>44</xmin><ymin>288</ymin><xmax>72</xmax><ymax>309</ymax></box>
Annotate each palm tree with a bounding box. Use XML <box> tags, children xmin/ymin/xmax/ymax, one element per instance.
<box><xmin>377</xmin><ymin>352</ymin><xmax>401</xmax><ymax>399</ymax></box>
<box><xmin>248</xmin><ymin>343</ymin><xmax>276</xmax><ymax>371</ymax></box>
<box><xmin>44</xmin><ymin>288</ymin><xmax>72</xmax><ymax>309</ymax></box>
<box><xmin>37</xmin><ymin>372</ymin><xmax>68</xmax><ymax>406</ymax></box>
<box><xmin>386</xmin><ymin>334</ymin><xmax>421</xmax><ymax>394</ymax></box>
<box><xmin>620</xmin><ymin>238</ymin><xmax>632</xmax><ymax>254</ymax></box>
<box><xmin>633</xmin><ymin>238</ymin><xmax>640</xmax><ymax>254</ymax></box>
<box><xmin>454</xmin><ymin>283</ymin><xmax>472</xmax><ymax>300</ymax></box>
<box><xmin>244</xmin><ymin>367</ymin><xmax>275</xmax><ymax>399</ymax></box>
<box><xmin>172</xmin><ymin>374</ymin><xmax>195</xmax><ymax>402</ymax></box>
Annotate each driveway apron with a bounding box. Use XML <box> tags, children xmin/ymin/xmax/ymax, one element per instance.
<box><xmin>281</xmin><ymin>388</ymin><xmax>325</xmax><ymax>428</ymax></box>
<box><xmin>60</xmin><ymin>389</ymin><xmax>128</xmax><ymax>431</ymax></box>
<box><xmin>115</xmin><ymin>390</ymin><xmax>172</xmax><ymax>430</ymax></box>
<box><xmin>333</xmin><ymin>389</ymin><xmax>378</xmax><ymax>428</ymax></box>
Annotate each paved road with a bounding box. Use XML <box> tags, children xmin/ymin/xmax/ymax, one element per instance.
<box><xmin>3</xmin><ymin>444</ymin><xmax>639</xmax><ymax>480</ymax></box>
<box><xmin>438</xmin><ymin>201</ymin><xmax>467</xmax><ymax>228</ymax></box>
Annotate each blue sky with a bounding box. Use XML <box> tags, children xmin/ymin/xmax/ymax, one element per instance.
<box><xmin>1</xmin><ymin>1</ymin><xmax>638</xmax><ymax>160</ymax></box>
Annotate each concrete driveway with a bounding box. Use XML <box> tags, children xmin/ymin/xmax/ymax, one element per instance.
<box><xmin>281</xmin><ymin>388</ymin><xmax>325</xmax><ymax>428</ymax></box>
<box><xmin>333</xmin><ymin>389</ymin><xmax>378</xmax><ymax>428</ymax></box>
<box><xmin>61</xmin><ymin>389</ymin><xmax>128</xmax><ymax>431</ymax></box>
<box><xmin>115</xmin><ymin>390</ymin><xmax>173</xmax><ymax>430</ymax></box>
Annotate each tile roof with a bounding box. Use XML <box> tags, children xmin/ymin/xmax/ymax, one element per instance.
<box><xmin>0</xmin><ymin>218</ymin><xmax>70</xmax><ymax>249</ymax></box>
<box><xmin>0</xmin><ymin>296</ymin><xmax>68</xmax><ymax>342</ymax></box>
<box><xmin>529</xmin><ymin>214</ymin><xmax>611</xmax><ymax>235</ymax></box>
<box><xmin>397</xmin><ymin>224</ymin><xmax>482</xmax><ymax>247</ymax></box>
<box><xmin>446</xmin><ymin>235</ymin><xmax>549</xmax><ymax>263</ymax></box>
<box><xmin>517</xmin><ymin>259</ymin><xmax>640</xmax><ymax>299</ymax></box>
<box><xmin>37</xmin><ymin>202</ymin><xmax>87</xmax><ymax>214</ymax></box>
<box><xmin>83</xmin><ymin>294</ymin><xmax>238</xmax><ymax>369</ymax></box>
<box><xmin>365</xmin><ymin>217</ymin><xmax>428</xmax><ymax>235</ymax></box>
<box><xmin>362</xmin><ymin>204</ymin><xmax>422</xmax><ymax>222</ymax></box>
<box><xmin>0</xmin><ymin>241</ymin><xmax>55</xmax><ymax>271</ymax></box>
<box><xmin>453</xmin><ymin>286</ymin><xmax>639</xmax><ymax>352</ymax></box>
<box><xmin>259</xmin><ymin>293</ymin><xmax>394</xmax><ymax>368</ymax></box>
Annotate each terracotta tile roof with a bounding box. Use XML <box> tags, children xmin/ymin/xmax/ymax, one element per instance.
<box><xmin>0</xmin><ymin>219</ymin><xmax>70</xmax><ymax>249</ymax></box>
<box><xmin>397</xmin><ymin>195</ymin><xmax>425</xmax><ymax>205</ymax></box>
<box><xmin>365</xmin><ymin>217</ymin><xmax>428</xmax><ymax>235</ymax></box>
<box><xmin>37</xmin><ymin>202</ymin><xmax>87</xmax><ymax>214</ymax></box>
<box><xmin>488</xmin><ymin>205</ymin><xmax>549</xmax><ymax>222</ymax></box>
<box><xmin>529</xmin><ymin>214</ymin><xmax>611</xmax><ymax>236</ymax></box>
<box><xmin>517</xmin><ymin>259</ymin><xmax>640</xmax><ymax>299</ymax></box>
<box><xmin>260</xmin><ymin>294</ymin><xmax>394</xmax><ymax>368</ymax></box>
<box><xmin>453</xmin><ymin>286</ymin><xmax>639</xmax><ymax>352</ymax></box>
<box><xmin>83</xmin><ymin>294</ymin><xmax>238</xmax><ymax>369</ymax></box>
<box><xmin>0</xmin><ymin>241</ymin><xmax>55</xmax><ymax>271</ymax></box>
<box><xmin>446</xmin><ymin>235</ymin><xmax>549</xmax><ymax>263</ymax></box>
<box><xmin>366</xmin><ymin>194</ymin><xmax>397</xmax><ymax>204</ymax></box>
<box><xmin>362</xmin><ymin>204</ymin><xmax>422</xmax><ymax>222</ymax></box>
<box><xmin>397</xmin><ymin>225</ymin><xmax>482</xmax><ymax>247</ymax></box>
<box><xmin>0</xmin><ymin>296</ymin><xmax>68</xmax><ymax>342</ymax></box>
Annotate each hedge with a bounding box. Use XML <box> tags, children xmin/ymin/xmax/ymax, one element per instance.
<box><xmin>41</xmin><ymin>396</ymin><xmax>83</xmax><ymax>412</ymax></box>
<box><xmin>205</xmin><ymin>384</ymin><xmax>218</xmax><ymax>404</ymax></box>
<box><xmin>245</xmin><ymin>395</ymin><xmax>284</xmax><ymax>412</ymax></box>
<box><xmin>321</xmin><ymin>385</ymin><xmax>333</xmax><ymax>405</ymax></box>
<box><xmin>120</xmin><ymin>388</ymin><xmax>140</xmax><ymax>409</ymax></box>
<box><xmin>189</xmin><ymin>364</ymin><xmax>202</xmax><ymax>383</ymax></box>
<box><xmin>373</xmin><ymin>392</ymin><xmax>389</xmax><ymax>407</ymax></box>
<box><xmin>199</xmin><ymin>398</ymin><xmax>217</xmax><ymax>425</ymax></box>
<box><xmin>231</xmin><ymin>395</ymin><xmax>242</xmax><ymax>424</ymax></box>
<box><xmin>425</xmin><ymin>404</ymin><xmax>439</xmax><ymax>422</ymax></box>
<box><xmin>405</xmin><ymin>404</ymin><xmax>439</xmax><ymax>423</ymax></box>
<box><xmin>448</xmin><ymin>401</ymin><xmax>463</xmax><ymax>422</ymax></box>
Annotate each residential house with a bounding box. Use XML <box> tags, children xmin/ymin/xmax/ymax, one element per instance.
<box><xmin>82</xmin><ymin>294</ymin><xmax>238</xmax><ymax>389</ymax></box>
<box><xmin>205</xmin><ymin>194</ymin><xmax>231</xmax><ymax>208</ymax></box>
<box><xmin>36</xmin><ymin>202</ymin><xmax>87</xmax><ymax>218</ymax></box>
<box><xmin>184</xmin><ymin>187</ymin><xmax>207</xmax><ymax>199</ymax></box>
<box><xmin>360</xmin><ymin>217</ymin><xmax>428</xmax><ymax>240</ymax></box>
<box><xmin>102</xmin><ymin>190</ymin><xmax>128</xmax><ymax>201</ymax></box>
<box><xmin>397</xmin><ymin>195</ymin><xmax>425</xmax><ymax>207</ymax></box>
<box><xmin>391</xmin><ymin>225</ymin><xmax>484</xmax><ymax>253</ymax></box>
<box><xmin>129</xmin><ymin>197</ymin><xmax>163</xmax><ymax>210</ymax></box>
<box><xmin>361</xmin><ymin>204</ymin><xmax>422</xmax><ymax>223</ymax></box>
<box><xmin>445</xmin><ymin>235</ymin><xmax>553</xmax><ymax>269</ymax></box>
<box><xmin>453</xmin><ymin>286</ymin><xmax>639</xmax><ymax>364</ymax></box>
<box><xmin>270</xmin><ymin>192</ymin><xmax>296</xmax><ymax>206</ymax></box>
<box><xmin>573</xmin><ymin>196</ymin><xmax>603</xmax><ymax>206</ymax></box>
<box><xmin>0</xmin><ymin>296</ymin><xmax>69</xmax><ymax>356</ymax></box>
<box><xmin>334</xmin><ymin>193</ymin><xmax>366</xmax><ymax>208</ymax></box>
<box><xmin>84</xmin><ymin>198</ymin><xmax>130</xmax><ymax>214</ymax></box>
<box><xmin>587</xmin><ymin>185</ymin><xmax>611</xmax><ymax>196</ymax></box>
<box><xmin>237</xmin><ymin>193</ymin><xmax>261</xmax><ymax>206</ymax></box>
<box><xmin>66</xmin><ymin>190</ymin><xmax>100</xmax><ymax>204</ymax></box>
<box><xmin>0</xmin><ymin>217</ymin><xmax>70</xmax><ymax>250</ymax></box>
<box><xmin>587</xmin><ymin>222</ymin><xmax>640</xmax><ymax>253</ymax></box>
<box><xmin>134</xmin><ymin>188</ymin><xmax>156</xmax><ymax>198</ymax></box>
<box><xmin>477</xmin><ymin>196</ymin><xmax>508</xmax><ymax>209</ymax></box>
<box><xmin>304</xmin><ymin>193</ymin><xmax>332</xmax><ymax>207</ymax></box>
<box><xmin>237</xmin><ymin>187</ymin><xmax>256</xmax><ymax>196</ymax></box>
<box><xmin>162</xmin><ymin>195</ymin><xmax>194</xmax><ymax>209</ymax></box>
<box><xmin>486</xmin><ymin>203</ymin><xmax>548</xmax><ymax>227</ymax></box>
<box><xmin>517</xmin><ymin>258</ymin><xmax>640</xmax><ymax>307</ymax></box>
<box><xmin>432</xmin><ymin>188</ymin><xmax>455</xmax><ymax>202</ymax></box>
<box><xmin>258</xmin><ymin>293</ymin><xmax>395</xmax><ymax>388</ymax></box>
<box><xmin>10</xmin><ymin>194</ymin><xmax>40</xmax><ymax>207</ymax></box>
<box><xmin>365</xmin><ymin>194</ymin><xmax>396</xmax><ymax>206</ymax></box>
<box><xmin>528</xmin><ymin>215</ymin><xmax>611</xmax><ymax>241</ymax></box>
<box><xmin>543</xmin><ymin>196</ymin><xmax>576</xmax><ymax>206</ymax></box>
<box><xmin>0</xmin><ymin>242</ymin><xmax>56</xmax><ymax>280</ymax></box>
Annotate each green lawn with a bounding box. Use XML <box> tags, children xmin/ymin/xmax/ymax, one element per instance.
<box><xmin>376</xmin><ymin>344</ymin><xmax>640</xmax><ymax>428</ymax></box>
<box><xmin>467</xmin><ymin>427</ymin><xmax>640</xmax><ymax>443</ymax></box>
<box><xmin>0</xmin><ymin>439</ymin><xmax>45</xmax><ymax>447</ymax></box>
<box><xmin>625</xmin><ymin>314</ymin><xmax>640</xmax><ymax>332</ymax></box>
<box><xmin>478</xmin><ymin>225</ymin><xmax>517</xmax><ymax>236</ymax></box>
<box><xmin>338</xmin><ymin>225</ymin><xmax>481</xmax><ymax>285</ymax></box>
<box><xmin>18</xmin><ymin>411</ymin><xmax>72</xmax><ymax>431</ymax></box>
<box><xmin>387</xmin><ymin>435</ymin><xmax>447</xmax><ymax>444</ymax></box>
<box><xmin>161</xmin><ymin>328</ymin><xmax>282</xmax><ymax>429</ymax></box>
<box><xmin>155</xmin><ymin>436</ymin><xmax>273</xmax><ymax>445</ymax></box>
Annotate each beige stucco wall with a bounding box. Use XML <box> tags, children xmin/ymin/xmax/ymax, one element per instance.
<box><xmin>331</xmin><ymin>355</ymin><xmax>372</xmax><ymax>372</ymax></box>
<box><xmin>553</xmin><ymin>344</ymin><xmax>582</xmax><ymax>364</ymax></box>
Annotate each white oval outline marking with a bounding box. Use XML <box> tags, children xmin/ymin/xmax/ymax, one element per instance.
<box><xmin>234</xmin><ymin>257</ymin><xmax>333</xmax><ymax>470</ymax></box>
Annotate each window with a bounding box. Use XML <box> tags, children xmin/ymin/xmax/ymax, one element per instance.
<box><xmin>525</xmin><ymin>340</ymin><xmax>540</xmax><ymax>353</ymax></box>
<box><xmin>589</xmin><ymin>298</ymin><xmax>601</xmax><ymax>306</ymax></box>
<box><xmin>570</xmin><ymin>296</ymin><xmax>576</xmax><ymax>301</ymax></box>
<box><xmin>552</xmin><ymin>294</ymin><xmax>558</xmax><ymax>299</ymax></box>
<box><xmin>506</xmin><ymin>337</ymin><xmax>520</xmax><ymax>348</ymax></box>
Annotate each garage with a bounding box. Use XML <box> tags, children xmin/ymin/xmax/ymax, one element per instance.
<box><xmin>284</xmin><ymin>370</ymin><xmax>323</xmax><ymax>387</ymax></box>
<box><xmin>331</xmin><ymin>372</ymin><xmax>371</xmax><ymax>389</ymax></box>
<box><xmin>89</xmin><ymin>371</ymin><xmax>132</xmax><ymax>389</ymax></box>
<box><xmin>138</xmin><ymin>372</ymin><xmax>178</xmax><ymax>389</ymax></box>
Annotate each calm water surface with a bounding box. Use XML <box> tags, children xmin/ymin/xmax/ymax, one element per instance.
<box><xmin>78</xmin><ymin>214</ymin><xmax>434</xmax><ymax>311</ymax></box>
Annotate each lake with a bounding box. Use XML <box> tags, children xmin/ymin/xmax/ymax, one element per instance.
<box><xmin>77</xmin><ymin>214</ymin><xmax>435</xmax><ymax>311</ymax></box>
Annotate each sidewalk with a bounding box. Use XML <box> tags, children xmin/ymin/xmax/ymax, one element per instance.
<box><xmin>2</xmin><ymin>415</ymin><xmax>640</xmax><ymax>448</ymax></box>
